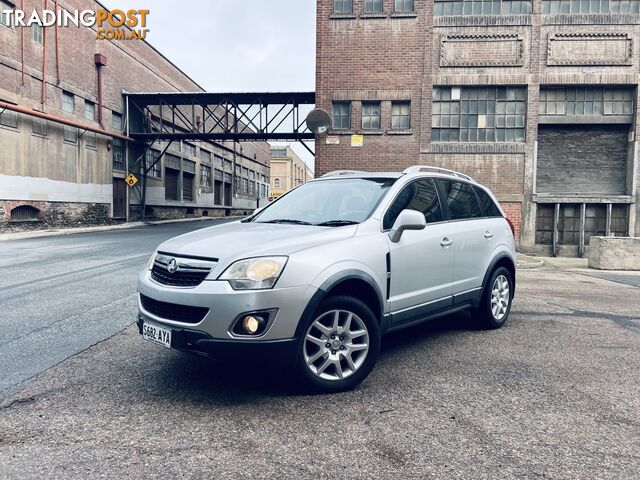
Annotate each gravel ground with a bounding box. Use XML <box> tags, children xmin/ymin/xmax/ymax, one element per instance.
<box><xmin>1</xmin><ymin>266</ymin><xmax>639</xmax><ymax>479</ymax></box>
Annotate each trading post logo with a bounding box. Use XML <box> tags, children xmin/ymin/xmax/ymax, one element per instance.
<box><xmin>0</xmin><ymin>8</ymin><xmax>150</xmax><ymax>40</ymax></box>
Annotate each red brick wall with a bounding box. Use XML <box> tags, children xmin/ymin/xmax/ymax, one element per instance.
<box><xmin>315</xmin><ymin>0</ymin><xmax>426</xmax><ymax>175</ymax></box>
<box><xmin>501</xmin><ymin>201</ymin><xmax>522</xmax><ymax>242</ymax></box>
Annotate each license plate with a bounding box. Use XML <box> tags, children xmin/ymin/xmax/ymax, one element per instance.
<box><xmin>142</xmin><ymin>321</ymin><xmax>172</xmax><ymax>349</ymax></box>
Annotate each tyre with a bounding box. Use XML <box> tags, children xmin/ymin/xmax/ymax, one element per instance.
<box><xmin>297</xmin><ymin>295</ymin><xmax>380</xmax><ymax>393</ymax></box>
<box><xmin>476</xmin><ymin>266</ymin><xmax>514</xmax><ymax>329</ymax></box>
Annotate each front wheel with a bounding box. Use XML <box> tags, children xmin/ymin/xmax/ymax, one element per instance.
<box><xmin>475</xmin><ymin>266</ymin><xmax>514</xmax><ymax>329</ymax></box>
<box><xmin>297</xmin><ymin>295</ymin><xmax>380</xmax><ymax>393</ymax></box>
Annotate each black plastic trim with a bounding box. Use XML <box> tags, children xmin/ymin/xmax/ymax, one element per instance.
<box><xmin>390</xmin><ymin>296</ymin><xmax>453</xmax><ymax>326</ymax></box>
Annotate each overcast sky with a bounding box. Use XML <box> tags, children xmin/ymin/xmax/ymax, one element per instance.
<box><xmin>102</xmin><ymin>0</ymin><xmax>317</xmax><ymax>168</ymax></box>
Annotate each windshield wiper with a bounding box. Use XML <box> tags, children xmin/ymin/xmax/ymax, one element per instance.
<box><xmin>260</xmin><ymin>219</ymin><xmax>312</xmax><ymax>225</ymax></box>
<box><xmin>316</xmin><ymin>220</ymin><xmax>360</xmax><ymax>227</ymax></box>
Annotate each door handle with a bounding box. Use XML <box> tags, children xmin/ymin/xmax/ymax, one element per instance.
<box><xmin>441</xmin><ymin>237</ymin><xmax>453</xmax><ymax>247</ymax></box>
<box><xmin>484</xmin><ymin>230</ymin><xmax>494</xmax><ymax>239</ymax></box>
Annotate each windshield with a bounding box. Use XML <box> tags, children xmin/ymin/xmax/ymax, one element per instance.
<box><xmin>252</xmin><ymin>177</ymin><xmax>397</xmax><ymax>226</ymax></box>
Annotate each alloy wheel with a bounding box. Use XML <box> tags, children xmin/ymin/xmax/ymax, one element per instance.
<box><xmin>303</xmin><ymin>309</ymin><xmax>370</xmax><ymax>381</ymax></box>
<box><xmin>491</xmin><ymin>274</ymin><xmax>510</xmax><ymax>321</ymax></box>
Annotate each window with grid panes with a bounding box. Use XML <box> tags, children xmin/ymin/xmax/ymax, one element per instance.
<box><xmin>611</xmin><ymin>205</ymin><xmax>629</xmax><ymax>236</ymax></box>
<box><xmin>391</xmin><ymin>102</ymin><xmax>411</xmax><ymax>129</ymax></box>
<box><xmin>145</xmin><ymin>150</ymin><xmax>162</xmax><ymax>178</ymax></box>
<box><xmin>1</xmin><ymin>0</ymin><xmax>14</xmax><ymax>27</ymax></box>
<box><xmin>542</xmin><ymin>0</ymin><xmax>640</xmax><ymax>13</ymax></box>
<box><xmin>434</xmin><ymin>0</ymin><xmax>532</xmax><ymax>15</ymax></box>
<box><xmin>535</xmin><ymin>204</ymin><xmax>555</xmax><ymax>245</ymax></box>
<box><xmin>539</xmin><ymin>87</ymin><xmax>633</xmax><ymax>117</ymax></box>
<box><xmin>334</xmin><ymin>0</ymin><xmax>353</xmax><ymax>13</ymax></box>
<box><xmin>364</xmin><ymin>0</ymin><xmax>383</xmax><ymax>12</ymax></box>
<box><xmin>362</xmin><ymin>102</ymin><xmax>381</xmax><ymax>130</ymax></box>
<box><xmin>584</xmin><ymin>205</ymin><xmax>607</xmax><ymax>245</ymax></box>
<box><xmin>183</xmin><ymin>143</ymin><xmax>196</xmax><ymax>157</ymax></box>
<box><xmin>558</xmin><ymin>204</ymin><xmax>580</xmax><ymax>245</ymax></box>
<box><xmin>201</xmin><ymin>164</ymin><xmax>212</xmax><ymax>187</ymax></box>
<box><xmin>84</xmin><ymin>100</ymin><xmax>95</xmax><ymax>120</ymax></box>
<box><xmin>395</xmin><ymin>0</ymin><xmax>415</xmax><ymax>12</ymax></box>
<box><xmin>0</xmin><ymin>109</ymin><xmax>18</xmax><ymax>128</ymax></box>
<box><xmin>332</xmin><ymin>102</ymin><xmax>351</xmax><ymax>130</ymax></box>
<box><xmin>200</xmin><ymin>149</ymin><xmax>212</xmax><ymax>164</ymax></box>
<box><xmin>432</xmin><ymin>86</ymin><xmax>527</xmax><ymax>142</ymax></box>
<box><xmin>62</xmin><ymin>91</ymin><xmax>74</xmax><ymax>113</ymax></box>
<box><xmin>32</xmin><ymin>117</ymin><xmax>47</xmax><ymax>135</ymax></box>
<box><xmin>63</xmin><ymin>126</ymin><xmax>77</xmax><ymax>143</ymax></box>
<box><xmin>32</xmin><ymin>23</ymin><xmax>43</xmax><ymax>44</ymax></box>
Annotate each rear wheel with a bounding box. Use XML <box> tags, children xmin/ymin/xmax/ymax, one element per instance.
<box><xmin>476</xmin><ymin>266</ymin><xmax>513</xmax><ymax>329</ymax></box>
<box><xmin>297</xmin><ymin>295</ymin><xmax>380</xmax><ymax>393</ymax></box>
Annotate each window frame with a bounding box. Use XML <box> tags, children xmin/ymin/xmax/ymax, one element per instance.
<box><xmin>432</xmin><ymin>86</ymin><xmax>527</xmax><ymax>143</ymax></box>
<box><xmin>0</xmin><ymin>0</ymin><xmax>15</xmax><ymax>28</ymax></box>
<box><xmin>364</xmin><ymin>0</ymin><xmax>384</xmax><ymax>13</ymax></box>
<box><xmin>361</xmin><ymin>101</ymin><xmax>381</xmax><ymax>130</ymax></box>
<box><xmin>62</xmin><ymin>91</ymin><xmax>74</xmax><ymax>114</ymax></box>
<box><xmin>435</xmin><ymin>179</ymin><xmax>483</xmax><ymax>222</ymax></box>
<box><xmin>391</xmin><ymin>101</ymin><xmax>412</xmax><ymax>130</ymax></box>
<box><xmin>382</xmin><ymin>178</ymin><xmax>446</xmax><ymax>231</ymax></box>
<box><xmin>395</xmin><ymin>0</ymin><xmax>415</xmax><ymax>12</ymax></box>
<box><xmin>473</xmin><ymin>186</ymin><xmax>503</xmax><ymax>218</ymax></box>
<box><xmin>332</xmin><ymin>101</ymin><xmax>352</xmax><ymax>130</ymax></box>
<box><xmin>200</xmin><ymin>164</ymin><xmax>212</xmax><ymax>187</ymax></box>
<box><xmin>32</xmin><ymin>23</ymin><xmax>43</xmax><ymax>44</ymax></box>
<box><xmin>334</xmin><ymin>0</ymin><xmax>353</xmax><ymax>13</ymax></box>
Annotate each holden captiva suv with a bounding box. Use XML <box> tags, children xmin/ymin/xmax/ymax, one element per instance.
<box><xmin>138</xmin><ymin>166</ymin><xmax>516</xmax><ymax>392</ymax></box>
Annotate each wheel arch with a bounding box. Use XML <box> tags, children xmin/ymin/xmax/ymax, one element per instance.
<box><xmin>294</xmin><ymin>270</ymin><xmax>384</xmax><ymax>340</ymax></box>
<box><xmin>482</xmin><ymin>253</ymin><xmax>516</xmax><ymax>296</ymax></box>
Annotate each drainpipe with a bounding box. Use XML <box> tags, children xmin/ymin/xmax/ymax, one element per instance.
<box><xmin>40</xmin><ymin>0</ymin><xmax>47</xmax><ymax>104</ymax></box>
<box><xmin>54</xmin><ymin>0</ymin><xmax>60</xmax><ymax>83</ymax></box>
<box><xmin>20</xmin><ymin>0</ymin><xmax>25</xmax><ymax>85</ymax></box>
<box><xmin>94</xmin><ymin>54</ymin><xmax>107</xmax><ymax>129</ymax></box>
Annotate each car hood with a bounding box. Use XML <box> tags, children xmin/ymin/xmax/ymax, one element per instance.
<box><xmin>157</xmin><ymin>221</ymin><xmax>358</xmax><ymax>263</ymax></box>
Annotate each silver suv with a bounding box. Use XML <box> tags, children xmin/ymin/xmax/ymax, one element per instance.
<box><xmin>138</xmin><ymin>166</ymin><xmax>516</xmax><ymax>392</ymax></box>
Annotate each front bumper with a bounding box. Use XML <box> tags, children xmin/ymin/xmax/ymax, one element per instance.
<box><xmin>138</xmin><ymin>269</ymin><xmax>318</xmax><ymax>340</ymax></box>
<box><xmin>136</xmin><ymin>317</ymin><xmax>300</xmax><ymax>367</ymax></box>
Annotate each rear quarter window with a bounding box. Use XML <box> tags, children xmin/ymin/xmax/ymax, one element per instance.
<box><xmin>437</xmin><ymin>180</ymin><xmax>482</xmax><ymax>220</ymax></box>
<box><xmin>474</xmin><ymin>187</ymin><xmax>503</xmax><ymax>218</ymax></box>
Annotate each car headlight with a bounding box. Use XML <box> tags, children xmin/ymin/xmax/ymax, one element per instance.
<box><xmin>218</xmin><ymin>257</ymin><xmax>288</xmax><ymax>290</ymax></box>
<box><xmin>146</xmin><ymin>252</ymin><xmax>156</xmax><ymax>270</ymax></box>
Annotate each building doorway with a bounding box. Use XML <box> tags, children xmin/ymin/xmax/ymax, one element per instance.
<box><xmin>112</xmin><ymin>178</ymin><xmax>127</xmax><ymax>219</ymax></box>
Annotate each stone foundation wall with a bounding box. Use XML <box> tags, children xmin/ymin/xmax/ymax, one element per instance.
<box><xmin>0</xmin><ymin>200</ymin><xmax>113</xmax><ymax>233</ymax></box>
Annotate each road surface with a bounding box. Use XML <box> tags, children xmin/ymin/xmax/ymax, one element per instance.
<box><xmin>0</xmin><ymin>219</ymin><xmax>232</xmax><ymax>396</ymax></box>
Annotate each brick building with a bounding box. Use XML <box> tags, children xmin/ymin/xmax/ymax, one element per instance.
<box><xmin>270</xmin><ymin>146</ymin><xmax>314</xmax><ymax>199</ymax></box>
<box><xmin>0</xmin><ymin>0</ymin><xmax>270</xmax><ymax>233</ymax></box>
<box><xmin>315</xmin><ymin>0</ymin><xmax>640</xmax><ymax>255</ymax></box>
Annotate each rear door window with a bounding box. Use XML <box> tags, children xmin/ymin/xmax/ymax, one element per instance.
<box><xmin>383</xmin><ymin>179</ymin><xmax>443</xmax><ymax>229</ymax></box>
<box><xmin>437</xmin><ymin>180</ymin><xmax>482</xmax><ymax>221</ymax></box>
<box><xmin>474</xmin><ymin>187</ymin><xmax>503</xmax><ymax>218</ymax></box>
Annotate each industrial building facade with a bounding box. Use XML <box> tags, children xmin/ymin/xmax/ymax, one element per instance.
<box><xmin>0</xmin><ymin>0</ymin><xmax>270</xmax><ymax>233</ymax></box>
<box><xmin>270</xmin><ymin>146</ymin><xmax>314</xmax><ymax>199</ymax></box>
<box><xmin>316</xmin><ymin>0</ymin><xmax>640</xmax><ymax>255</ymax></box>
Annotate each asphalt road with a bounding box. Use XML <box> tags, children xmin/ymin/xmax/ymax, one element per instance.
<box><xmin>1</xmin><ymin>257</ymin><xmax>639</xmax><ymax>478</ymax></box>
<box><xmin>0</xmin><ymin>219</ymin><xmax>233</xmax><ymax>397</ymax></box>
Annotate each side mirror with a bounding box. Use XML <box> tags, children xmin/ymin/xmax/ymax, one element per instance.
<box><xmin>389</xmin><ymin>209</ymin><xmax>426</xmax><ymax>243</ymax></box>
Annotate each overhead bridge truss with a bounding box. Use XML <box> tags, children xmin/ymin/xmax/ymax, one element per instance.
<box><xmin>124</xmin><ymin>91</ymin><xmax>316</xmax><ymax>148</ymax></box>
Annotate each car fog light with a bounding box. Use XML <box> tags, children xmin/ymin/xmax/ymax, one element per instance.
<box><xmin>241</xmin><ymin>315</ymin><xmax>264</xmax><ymax>335</ymax></box>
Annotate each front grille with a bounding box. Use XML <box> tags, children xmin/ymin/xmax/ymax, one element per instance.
<box><xmin>151</xmin><ymin>264</ymin><xmax>209</xmax><ymax>287</ymax></box>
<box><xmin>150</xmin><ymin>253</ymin><xmax>216</xmax><ymax>287</ymax></box>
<box><xmin>140</xmin><ymin>294</ymin><xmax>209</xmax><ymax>324</ymax></box>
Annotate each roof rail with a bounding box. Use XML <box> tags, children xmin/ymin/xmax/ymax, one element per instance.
<box><xmin>321</xmin><ymin>170</ymin><xmax>367</xmax><ymax>178</ymax></box>
<box><xmin>403</xmin><ymin>165</ymin><xmax>475</xmax><ymax>182</ymax></box>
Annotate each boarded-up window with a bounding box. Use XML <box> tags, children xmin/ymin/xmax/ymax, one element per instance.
<box><xmin>537</xmin><ymin>125</ymin><xmax>628</xmax><ymax>195</ymax></box>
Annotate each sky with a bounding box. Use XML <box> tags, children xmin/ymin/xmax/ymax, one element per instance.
<box><xmin>102</xmin><ymin>0</ymin><xmax>317</xmax><ymax>169</ymax></box>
